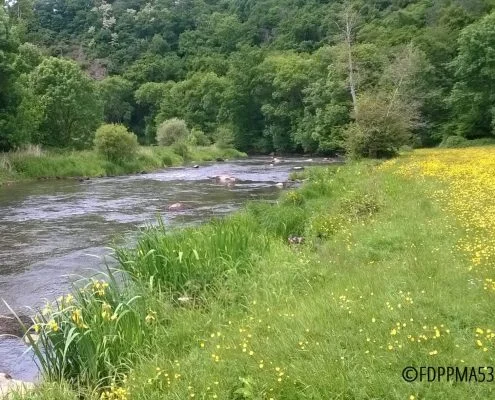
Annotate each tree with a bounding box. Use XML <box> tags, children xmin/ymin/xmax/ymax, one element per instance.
<box><xmin>334</xmin><ymin>1</ymin><xmax>362</xmax><ymax>118</ymax></box>
<box><xmin>255</xmin><ymin>52</ymin><xmax>316</xmax><ymax>152</ymax></box>
<box><xmin>344</xmin><ymin>45</ymin><xmax>426</xmax><ymax>158</ymax></box>
<box><xmin>156</xmin><ymin>72</ymin><xmax>230</xmax><ymax>136</ymax></box>
<box><xmin>98</xmin><ymin>76</ymin><xmax>134</xmax><ymax>125</ymax></box>
<box><xmin>448</xmin><ymin>11</ymin><xmax>495</xmax><ymax>138</ymax></box>
<box><xmin>156</xmin><ymin>118</ymin><xmax>189</xmax><ymax>146</ymax></box>
<box><xmin>21</xmin><ymin>57</ymin><xmax>103</xmax><ymax>148</ymax></box>
<box><xmin>0</xmin><ymin>7</ymin><xmax>25</xmax><ymax>150</ymax></box>
<box><xmin>134</xmin><ymin>82</ymin><xmax>170</xmax><ymax>143</ymax></box>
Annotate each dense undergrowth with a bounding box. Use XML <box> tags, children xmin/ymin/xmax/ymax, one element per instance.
<box><xmin>16</xmin><ymin>148</ymin><xmax>495</xmax><ymax>399</ymax></box>
<box><xmin>0</xmin><ymin>145</ymin><xmax>245</xmax><ymax>185</ymax></box>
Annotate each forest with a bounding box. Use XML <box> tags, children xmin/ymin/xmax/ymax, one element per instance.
<box><xmin>1</xmin><ymin>0</ymin><xmax>495</xmax><ymax>157</ymax></box>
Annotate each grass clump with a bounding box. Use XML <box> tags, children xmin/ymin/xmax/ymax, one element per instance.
<box><xmin>116</xmin><ymin>215</ymin><xmax>269</xmax><ymax>298</ymax></box>
<box><xmin>28</xmin><ymin>270</ymin><xmax>157</xmax><ymax>389</ymax></box>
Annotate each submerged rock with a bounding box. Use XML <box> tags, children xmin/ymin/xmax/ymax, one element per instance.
<box><xmin>0</xmin><ymin>373</ymin><xmax>34</xmax><ymax>399</ymax></box>
<box><xmin>0</xmin><ymin>315</ymin><xmax>32</xmax><ymax>337</ymax></box>
<box><xmin>213</xmin><ymin>175</ymin><xmax>237</xmax><ymax>185</ymax></box>
<box><xmin>168</xmin><ymin>202</ymin><xmax>187</xmax><ymax>211</ymax></box>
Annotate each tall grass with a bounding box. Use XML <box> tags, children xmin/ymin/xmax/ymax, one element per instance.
<box><xmin>116</xmin><ymin>214</ymin><xmax>269</xmax><ymax>297</ymax></box>
<box><xmin>0</xmin><ymin>145</ymin><xmax>246</xmax><ymax>185</ymax></box>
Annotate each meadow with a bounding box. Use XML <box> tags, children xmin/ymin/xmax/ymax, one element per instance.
<box><xmin>0</xmin><ymin>145</ymin><xmax>245</xmax><ymax>186</ymax></box>
<box><xmin>14</xmin><ymin>147</ymin><xmax>495</xmax><ymax>399</ymax></box>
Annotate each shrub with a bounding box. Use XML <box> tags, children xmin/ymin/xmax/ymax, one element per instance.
<box><xmin>344</xmin><ymin>92</ymin><xmax>418</xmax><ymax>159</ymax></box>
<box><xmin>187</xmin><ymin>128</ymin><xmax>211</xmax><ymax>146</ymax></box>
<box><xmin>156</xmin><ymin>118</ymin><xmax>189</xmax><ymax>146</ymax></box>
<box><xmin>214</xmin><ymin>125</ymin><xmax>235</xmax><ymax>149</ymax></box>
<box><xmin>94</xmin><ymin>124</ymin><xmax>138</xmax><ymax>163</ymax></box>
<box><xmin>171</xmin><ymin>141</ymin><xmax>190</xmax><ymax>159</ymax></box>
<box><xmin>439</xmin><ymin>135</ymin><xmax>468</xmax><ymax>148</ymax></box>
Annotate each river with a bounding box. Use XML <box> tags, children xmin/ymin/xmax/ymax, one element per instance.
<box><xmin>0</xmin><ymin>157</ymin><xmax>331</xmax><ymax>382</ymax></box>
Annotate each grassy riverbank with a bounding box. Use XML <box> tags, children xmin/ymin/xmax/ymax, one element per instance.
<box><xmin>16</xmin><ymin>147</ymin><xmax>495</xmax><ymax>399</ymax></box>
<box><xmin>0</xmin><ymin>145</ymin><xmax>246</xmax><ymax>186</ymax></box>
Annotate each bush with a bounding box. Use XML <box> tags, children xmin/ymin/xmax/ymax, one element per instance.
<box><xmin>344</xmin><ymin>92</ymin><xmax>417</xmax><ymax>159</ymax></box>
<box><xmin>214</xmin><ymin>125</ymin><xmax>235</xmax><ymax>149</ymax></box>
<box><xmin>171</xmin><ymin>141</ymin><xmax>190</xmax><ymax>159</ymax></box>
<box><xmin>439</xmin><ymin>136</ymin><xmax>495</xmax><ymax>148</ymax></box>
<box><xmin>30</xmin><ymin>271</ymin><xmax>154</xmax><ymax>387</ymax></box>
<box><xmin>94</xmin><ymin>124</ymin><xmax>138</xmax><ymax>163</ymax></box>
<box><xmin>156</xmin><ymin>118</ymin><xmax>189</xmax><ymax>146</ymax></box>
<box><xmin>187</xmin><ymin>128</ymin><xmax>211</xmax><ymax>146</ymax></box>
<box><xmin>439</xmin><ymin>135</ymin><xmax>468</xmax><ymax>148</ymax></box>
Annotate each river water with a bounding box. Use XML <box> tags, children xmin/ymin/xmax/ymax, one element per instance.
<box><xmin>0</xmin><ymin>157</ymin><xmax>331</xmax><ymax>381</ymax></box>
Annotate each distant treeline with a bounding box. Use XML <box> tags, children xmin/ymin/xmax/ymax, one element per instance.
<box><xmin>1</xmin><ymin>0</ymin><xmax>495</xmax><ymax>157</ymax></box>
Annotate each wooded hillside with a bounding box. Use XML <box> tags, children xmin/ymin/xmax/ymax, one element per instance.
<box><xmin>2</xmin><ymin>0</ymin><xmax>495</xmax><ymax>155</ymax></box>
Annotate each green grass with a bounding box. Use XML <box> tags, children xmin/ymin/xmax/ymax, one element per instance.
<box><xmin>0</xmin><ymin>145</ymin><xmax>246</xmax><ymax>185</ymax></box>
<box><xmin>20</xmin><ymin>160</ymin><xmax>495</xmax><ymax>399</ymax></box>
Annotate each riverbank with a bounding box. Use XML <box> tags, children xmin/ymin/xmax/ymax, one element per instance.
<box><xmin>13</xmin><ymin>147</ymin><xmax>495</xmax><ymax>399</ymax></box>
<box><xmin>0</xmin><ymin>145</ymin><xmax>246</xmax><ymax>186</ymax></box>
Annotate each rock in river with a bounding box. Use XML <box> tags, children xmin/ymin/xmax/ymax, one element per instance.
<box><xmin>0</xmin><ymin>315</ymin><xmax>32</xmax><ymax>337</ymax></box>
<box><xmin>168</xmin><ymin>202</ymin><xmax>187</xmax><ymax>211</ymax></box>
<box><xmin>213</xmin><ymin>175</ymin><xmax>237</xmax><ymax>185</ymax></box>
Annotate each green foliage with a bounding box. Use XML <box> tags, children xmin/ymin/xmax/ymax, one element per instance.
<box><xmin>171</xmin><ymin>141</ymin><xmax>190</xmax><ymax>159</ymax></box>
<box><xmin>344</xmin><ymin>91</ymin><xmax>417</xmax><ymax>159</ymax></box>
<box><xmin>3</xmin><ymin>0</ymin><xmax>495</xmax><ymax>156</ymax></box>
<box><xmin>156</xmin><ymin>72</ymin><xmax>230</xmax><ymax>135</ymax></box>
<box><xmin>98</xmin><ymin>77</ymin><xmax>134</xmax><ymax>125</ymax></box>
<box><xmin>281</xmin><ymin>190</ymin><xmax>305</xmax><ymax>207</ymax></box>
<box><xmin>308</xmin><ymin>213</ymin><xmax>343</xmax><ymax>239</ymax></box>
<box><xmin>439</xmin><ymin>135</ymin><xmax>468</xmax><ymax>148</ymax></box>
<box><xmin>29</xmin><ymin>271</ymin><xmax>155</xmax><ymax>387</ymax></box>
<box><xmin>439</xmin><ymin>136</ymin><xmax>495</xmax><ymax>148</ymax></box>
<box><xmin>134</xmin><ymin>82</ymin><xmax>170</xmax><ymax>143</ymax></box>
<box><xmin>214</xmin><ymin>125</ymin><xmax>235</xmax><ymax>149</ymax></box>
<box><xmin>186</xmin><ymin>128</ymin><xmax>211</xmax><ymax>146</ymax></box>
<box><xmin>20</xmin><ymin>57</ymin><xmax>103</xmax><ymax>149</ymax></box>
<box><xmin>156</xmin><ymin>118</ymin><xmax>190</xmax><ymax>146</ymax></box>
<box><xmin>448</xmin><ymin>11</ymin><xmax>495</xmax><ymax>138</ymax></box>
<box><xmin>94</xmin><ymin>124</ymin><xmax>138</xmax><ymax>163</ymax></box>
<box><xmin>115</xmin><ymin>215</ymin><xmax>269</xmax><ymax>296</ymax></box>
<box><xmin>0</xmin><ymin>145</ymin><xmax>243</xmax><ymax>185</ymax></box>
